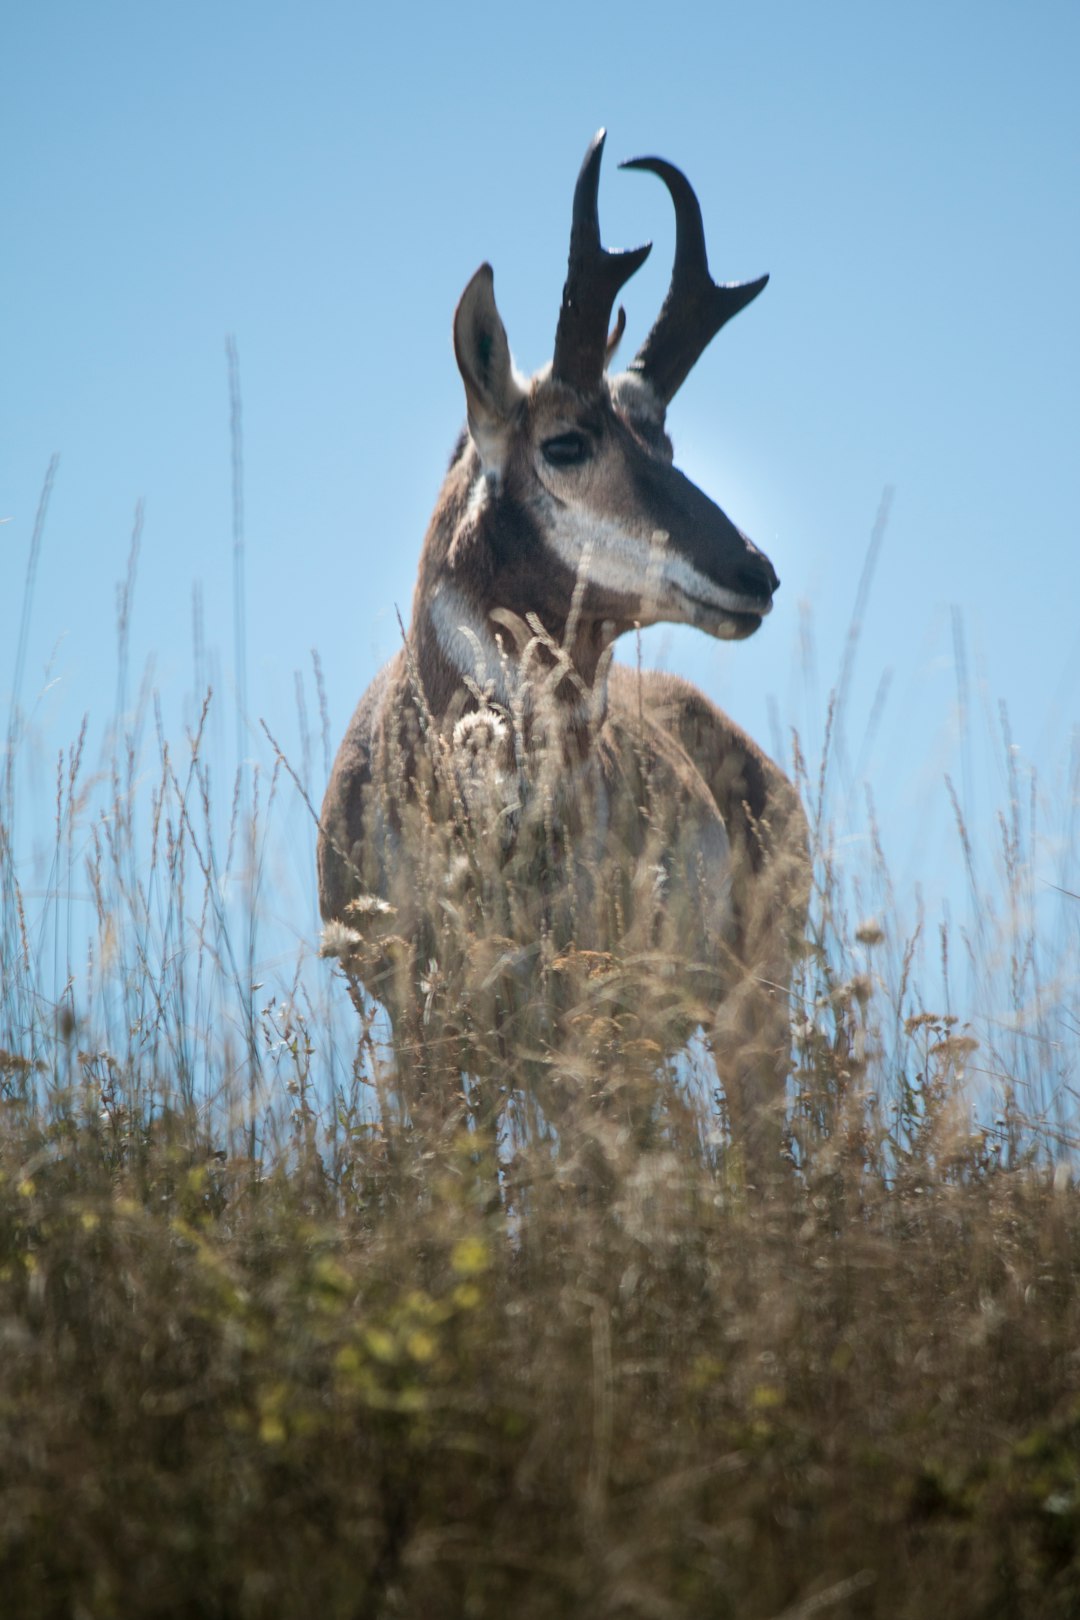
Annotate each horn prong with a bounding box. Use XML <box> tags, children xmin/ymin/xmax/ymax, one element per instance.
<box><xmin>620</xmin><ymin>155</ymin><xmax>767</xmax><ymax>403</ymax></box>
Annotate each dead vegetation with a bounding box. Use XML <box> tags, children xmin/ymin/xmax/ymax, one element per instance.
<box><xmin>1</xmin><ymin>489</ymin><xmax>1077</xmax><ymax>1617</ymax></box>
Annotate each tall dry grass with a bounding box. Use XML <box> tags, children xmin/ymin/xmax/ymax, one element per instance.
<box><xmin>1</xmin><ymin>470</ymin><xmax>1078</xmax><ymax>1617</ymax></box>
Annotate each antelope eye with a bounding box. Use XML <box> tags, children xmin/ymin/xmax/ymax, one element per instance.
<box><xmin>541</xmin><ymin>431</ymin><xmax>592</xmax><ymax>468</ymax></box>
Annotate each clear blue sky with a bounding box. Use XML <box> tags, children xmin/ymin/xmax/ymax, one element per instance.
<box><xmin>4</xmin><ymin>0</ymin><xmax>1079</xmax><ymax>956</ymax></box>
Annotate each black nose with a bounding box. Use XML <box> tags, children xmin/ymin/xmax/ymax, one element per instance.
<box><xmin>736</xmin><ymin>552</ymin><xmax>779</xmax><ymax>601</ymax></box>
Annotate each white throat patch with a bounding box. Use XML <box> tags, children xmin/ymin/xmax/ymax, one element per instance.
<box><xmin>429</xmin><ymin>577</ymin><xmax>514</xmax><ymax>707</ymax></box>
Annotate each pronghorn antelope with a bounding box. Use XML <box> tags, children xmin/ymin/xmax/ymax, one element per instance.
<box><xmin>319</xmin><ymin>131</ymin><xmax>808</xmax><ymax>1166</ymax></box>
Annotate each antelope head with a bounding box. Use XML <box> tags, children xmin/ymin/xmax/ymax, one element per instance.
<box><xmin>436</xmin><ymin>129</ymin><xmax>778</xmax><ymax>701</ymax></box>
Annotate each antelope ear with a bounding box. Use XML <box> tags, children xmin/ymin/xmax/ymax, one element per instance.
<box><xmin>453</xmin><ymin>264</ymin><xmax>525</xmax><ymax>478</ymax></box>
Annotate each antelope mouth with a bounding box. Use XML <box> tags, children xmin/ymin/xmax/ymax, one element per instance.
<box><xmin>687</xmin><ymin>594</ymin><xmax>772</xmax><ymax>641</ymax></box>
<box><xmin>719</xmin><ymin>607</ymin><xmax>766</xmax><ymax>640</ymax></box>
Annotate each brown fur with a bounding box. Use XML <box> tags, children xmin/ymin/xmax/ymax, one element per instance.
<box><xmin>318</xmin><ymin>181</ymin><xmax>809</xmax><ymax>1171</ymax></box>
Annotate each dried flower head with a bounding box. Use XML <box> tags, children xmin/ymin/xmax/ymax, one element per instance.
<box><xmin>319</xmin><ymin>919</ymin><xmax>364</xmax><ymax>959</ymax></box>
<box><xmin>344</xmin><ymin>894</ymin><xmax>395</xmax><ymax>919</ymax></box>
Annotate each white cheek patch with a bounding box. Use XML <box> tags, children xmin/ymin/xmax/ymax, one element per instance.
<box><xmin>543</xmin><ymin>503</ymin><xmax>768</xmax><ymax>622</ymax></box>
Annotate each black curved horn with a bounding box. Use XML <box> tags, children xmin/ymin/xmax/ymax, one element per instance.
<box><xmin>619</xmin><ymin>156</ymin><xmax>767</xmax><ymax>403</ymax></box>
<box><xmin>552</xmin><ymin>131</ymin><xmax>651</xmax><ymax>396</ymax></box>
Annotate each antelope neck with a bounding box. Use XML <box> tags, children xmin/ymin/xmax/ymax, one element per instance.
<box><xmin>414</xmin><ymin>582</ymin><xmax>613</xmax><ymax>761</ymax></box>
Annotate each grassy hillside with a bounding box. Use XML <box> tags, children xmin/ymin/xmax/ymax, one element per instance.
<box><xmin>2</xmin><ymin>636</ymin><xmax>1078</xmax><ymax>1617</ymax></box>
